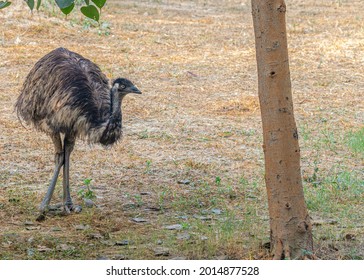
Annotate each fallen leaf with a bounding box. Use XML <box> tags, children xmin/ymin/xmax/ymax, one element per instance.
<box><xmin>56</xmin><ymin>244</ymin><xmax>76</xmax><ymax>251</ymax></box>
<box><xmin>96</xmin><ymin>255</ymin><xmax>109</xmax><ymax>260</ymax></box>
<box><xmin>153</xmin><ymin>247</ymin><xmax>169</xmax><ymax>256</ymax></box>
<box><xmin>177</xmin><ymin>215</ymin><xmax>188</xmax><ymax>220</ymax></box>
<box><xmin>165</xmin><ymin>224</ymin><xmax>183</xmax><ymax>230</ymax></box>
<box><xmin>131</xmin><ymin>217</ymin><xmax>148</xmax><ymax>223</ymax></box>
<box><xmin>177</xmin><ymin>232</ymin><xmax>191</xmax><ymax>240</ymax></box>
<box><xmin>211</xmin><ymin>208</ymin><xmax>222</xmax><ymax>215</ymax></box>
<box><xmin>140</xmin><ymin>191</ymin><xmax>152</xmax><ymax>195</ymax></box>
<box><xmin>193</xmin><ymin>215</ymin><xmax>212</xmax><ymax>221</ymax></box>
<box><xmin>112</xmin><ymin>254</ymin><xmax>126</xmax><ymax>260</ymax></box>
<box><xmin>88</xmin><ymin>232</ymin><xmax>103</xmax><ymax>239</ymax></box>
<box><xmin>75</xmin><ymin>224</ymin><xmax>90</xmax><ymax>230</ymax></box>
<box><xmin>144</xmin><ymin>206</ymin><xmax>161</xmax><ymax>212</ymax></box>
<box><xmin>37</xmin><ymin>245</ymin><xmax>52</xmax><ymax>252</ymax></box>
<box><xmin>177</xmin><ymin>179</ymin><xmax>191</xmax><ymax>185</ymax></box>
<box><xmin>26</xmin><ymin>226</ymin><xmax>40</xmax><ymax>231</ymax></box>
<box><xmin>115</xmin><ymin>240</ymin><xmax>133</xmax><ymax>246</ymax></box>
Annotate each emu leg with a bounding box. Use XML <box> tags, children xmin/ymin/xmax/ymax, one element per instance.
<box><xmin>63</xmin><ymin>135</ymin><xmax>81</xmax><ymax>213</ymax></box>
<box><xmin>37</xmin><ymin>133</ymin><xmax>64</xmax><ymax>221</ymax></box>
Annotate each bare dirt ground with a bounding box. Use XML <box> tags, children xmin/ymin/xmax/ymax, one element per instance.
<box><xmin>0</xmin><ymin>0</ymin><xmax>363</xmax><ymax>259</ymax></box>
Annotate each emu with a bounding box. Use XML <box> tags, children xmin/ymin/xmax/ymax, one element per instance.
<box><xmin>15</xmin><ymin>47</ymin><xmax>141</xmax><ymax>221</ymax></box>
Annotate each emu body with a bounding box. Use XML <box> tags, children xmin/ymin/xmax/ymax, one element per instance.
<box><xmin>15</xmin><ymin>48</ymin><xmax>141</xmax><ymax>220</ymax></box>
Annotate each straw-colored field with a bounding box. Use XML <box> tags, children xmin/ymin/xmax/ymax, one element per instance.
<box><xmin>0</xmin><ymin>0</ymin><xmax>363</xmax><ymax>259</ymax></box>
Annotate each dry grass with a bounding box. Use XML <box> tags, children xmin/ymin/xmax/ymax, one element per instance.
<box><xmin>0</xmin><ymin>0</ymin><xmax>363</xmax><ymax>259</ymax></box>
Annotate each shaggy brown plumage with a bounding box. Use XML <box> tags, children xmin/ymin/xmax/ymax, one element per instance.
<box><xmin>15</xmin><ymin>47</ymin><xmax>141</xmax><ymax>220</ymax></box>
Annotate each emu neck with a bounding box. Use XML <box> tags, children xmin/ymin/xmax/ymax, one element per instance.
<box><xmin>98</xmin><ymin>86</ymin><xmax>124</xmax><ymax>146</ymax></box>
<box><xmin>110</xmin><ymin>86</ymin><xmax>123</xmax><ymax>120</ymax></box>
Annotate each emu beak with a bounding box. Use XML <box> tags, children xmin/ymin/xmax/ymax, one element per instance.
<box><xmin>129</xmin><ymin>86</ymin><xmax>142</xmax><ymax>94</ymax></box>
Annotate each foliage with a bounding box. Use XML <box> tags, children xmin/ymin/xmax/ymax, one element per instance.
<box><xmin>1</xmin><ymin>0</ymin><xmax>107</xmax><ymax>22</ymax></box>
<box><xmin>0</xmin><ymin>1</ymin><xmax>11</xmax><ymax>9</ymax></box>
<box><xmin>346</xmin><ymin>127</ymin><xmax>364</xmax><ymax>155</ymax></box>
<box><xmin>80</xmin><ymin>3</ymin><xmax>99</xmax><ymax>21</ymax></box>
<box><xmin>77</xmin><ymin>178</ymin><xmax>96</xmax><ymax>199</ymax></box>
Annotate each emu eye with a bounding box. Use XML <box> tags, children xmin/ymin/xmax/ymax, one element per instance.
<box><xmin>119</xmin><ymin>84</ymin><xmax>126</xmax><ymax>90</ymax></box>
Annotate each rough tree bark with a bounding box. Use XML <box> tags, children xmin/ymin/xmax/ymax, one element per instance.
<box><xmin>251</xmin><ymin>0</ymin><xmax>314</xmax><ymax>259</ymax></box>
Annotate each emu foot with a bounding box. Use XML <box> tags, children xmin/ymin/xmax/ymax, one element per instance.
<box><xmin>36</xmin><ymin>203</ymin><xmax>82</xmax><ymax>221</ymax></box>
<box><xmin>63</xmin><ymin>204</ymin><xmax>82</xmax><ymax>214</ymax></box>
<box><xmin>36</xmin><ymin>203</ymin><xmax>63</xmax><ymax>221</ymax></box>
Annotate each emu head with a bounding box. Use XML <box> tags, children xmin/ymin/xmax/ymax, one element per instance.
<box><xmin>112</xmin><ymin>78</ymin><xmax>142</xmax><ymax>97</ymax></box>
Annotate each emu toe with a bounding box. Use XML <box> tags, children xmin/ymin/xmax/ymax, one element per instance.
<box><xmin>64</xmin><ymin>204</ymin><xmax>82</xmax><ymax>214</ymax></box>
<box><xmin>36</xmin><ymin>203</ymin><xmax>82</xmax><ymax>221</ymax></box>
<box><xmin>36</xmin><ymin>203</ymin><xmax>63</xmax><ymax>221</ymax></box>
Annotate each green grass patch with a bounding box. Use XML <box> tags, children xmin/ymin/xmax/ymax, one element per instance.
<box><xmin>346</xmin><ymin>127</ymin><xmax>364</xmax><ymax>155</ymax></box>
<box><xmin>304</xmin><ymin>169</ymin><xmax>363</xmax><ymax>221</ymax></box>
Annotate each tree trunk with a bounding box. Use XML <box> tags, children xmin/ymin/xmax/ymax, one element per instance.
<box><xmin>251</xmin><ymin>0</ymin><xmax>314</xmax><ymax>259</ymax></box>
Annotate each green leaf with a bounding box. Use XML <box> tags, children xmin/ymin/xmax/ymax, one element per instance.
<box><xmin>81</xmin><ymin>4</ymin><xmax>99</xmax><ymax>22</ymax></box>
<box><xmin>60</xmin><ymin>3</ymin><xmax>74</xmax><ymax>15</ymax></box>
<box><xmin>91</xmin><ymin>0</ymin><xmax>106</xmax><ymax>9</ymax></box>
<box><xmin>0</xmin><ymin>1</ymin><xmax>12</xmax><ymax>9</ymax></box>
<box><xmin>55</xmin><ymin>0</ymin><xmax>74</xmax><ymax>9</ymax></box>
<box><xmin>84</xmin><ymin>0</ymin><xmax>90</xmax><ymax>5</ymax></box>
<box><xmin>25</xmin><ymin>0</ymin><xmax>34</xmax><ymax>11</ymax></box>
<box><xmin>36</xmin><ymin>0</ymin><xmax>41</xmax><ymax>10</ymax></box>
<box><xmin>83</xmin><ymin>178</ymin><xmax>92</xmax><ymax>186</ymax></box>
